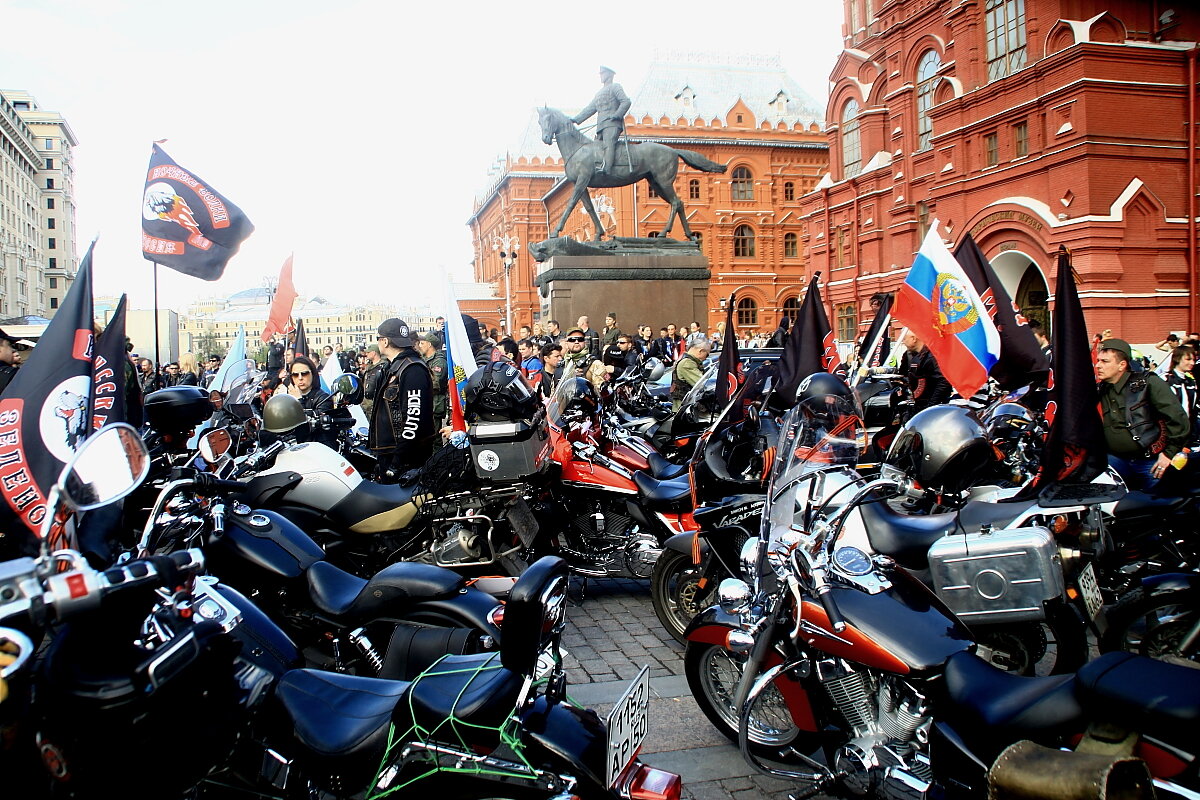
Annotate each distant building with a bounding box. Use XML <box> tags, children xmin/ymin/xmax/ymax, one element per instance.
<box><xmin>178</xmin><ymin>288</ymin><xmax>423</xmax><ymax>358</ymax></box>
<box><xmin>799</xmin><ymin>1</ymin><xmax>1200</xmax><ymax>342</ymax></box>
<box><xmin>469</xmin><ymin>53</ymin><xmax>829</xmax><ymax>335</ymax></box>
<box><xmin>0</xmin><ymin>90</ymin><xmax>79</xmax><ymax>318</ymax></box>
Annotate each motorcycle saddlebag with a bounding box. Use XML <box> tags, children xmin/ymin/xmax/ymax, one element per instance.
<box><xmin>928</xmin><ymin>526</ymin><xmax>1065</xmax><ymax>624</ymax></box>
<box><xmin>468</xmin><ymin>421</ymin><xmax>550</xmax><ymax>482</ymax></box>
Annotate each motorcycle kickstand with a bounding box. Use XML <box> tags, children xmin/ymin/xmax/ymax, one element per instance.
<box><xmin>568</xmin><ymin>575</ymin><xmax>589</xmax><ymax>605</ymax></box>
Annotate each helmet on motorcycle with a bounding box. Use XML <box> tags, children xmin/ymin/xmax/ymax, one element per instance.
<box><xmin>263</xmin><ymin>393</ymin><xmax>307</xmax><ymax>433</ymax></box>
<box><xmin>465</xmin><ymin>361</ymin><xmax>538</xmax><ymax>422</ymax></box>
<box><xmin>552</xmin><ymin>376</ymin><xmax>599</xmax><ymax>423</ymax></box>
<box><xmin>143</xmin><ymin>386</ymin><xmax>213</xmax><ymax>436</ymax></box>
<box><xmin>984</xmin><ymin>402</ymin><xmax>1034</xmax><ymax>459</ymax></box>
<box><xmin>642</xmin><ymin>357</ymin><xmax>667</xmax><ymax>383</ymax></box>
<box><xmin>885</xmin><ymin>405</ymin><xmax>998</xmax><ymax>495</ymax></box>
<box><xmin>796</xmin><ymin>373</ymin><xmax>854</xmax><ymax>414</ymax></box>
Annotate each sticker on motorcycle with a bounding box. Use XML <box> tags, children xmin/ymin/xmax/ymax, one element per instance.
<box><xmin>476</xmin><ymin>450</ymin><xmax>501</xmax><ymax>471</ymax></box>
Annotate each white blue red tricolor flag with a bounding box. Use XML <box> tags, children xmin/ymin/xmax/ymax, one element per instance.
<box><xmin>893</xmin><ymin>223</ymin><xmax>1000</xmax><ymax>398</ymax></box>
<box><xmin>442</xmin><ymin>279</ymin><xmax>475</xmax><ymax>432</ymax></box>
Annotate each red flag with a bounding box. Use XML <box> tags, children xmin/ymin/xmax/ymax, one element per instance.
<box><xmin>261</xmin><ymin>255</ymin><xmax>297</xmax><ymax>343</ymax></box>
<box><xmin>0</xmin><ymin>245</ymin><xmax>95</xmax><ymax>547</ymax></box>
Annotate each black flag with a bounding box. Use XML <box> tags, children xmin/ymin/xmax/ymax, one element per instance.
<box><xmin>1018</xmin><ymin>246</ymin><xmax>1107</xmax><ymax>497</ymax></box>
<box><xmin>857</xmin><ymin>293</ymin><xmax>893</xmax><ymax>369</ymax></box>
<box><xmin>716</xmin><ymin>293</ymin><xmax>743</xmax><ymax>421</ymax></box>
<box><xmin>778</xmin><ymin>275</ymin><xmax>842</xmax><ymax>406</ymax></box>
<box><xmin>954</xmin><ymin>233</ymin><xmax>1048</xmax><ymax>389</ymax></box>
<box><xmin>292</xmin><ymin>317</ymin><xmax>310</xmax><ymax>361</ymax></box>
<box><xmin>0</xmin><ymin>245</ymin><xmax>95</xmax><ymax>547</ymax></box>
<box><xmin>141</xmin><ymin>144</ymin><xmax>254</xmax><ymax>280</ymax></box>
<box><xmin>91</xmin><ymin>294</ymin><xmax>128</xmax><ymax>432</ymax></box>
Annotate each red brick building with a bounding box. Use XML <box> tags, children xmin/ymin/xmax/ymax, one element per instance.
<box><xmin>468</xmin><ymin>54</ymin><xmax>829</xmax><ymax>336</ymax></box>
<box><xmin>799</xmin><ymin>1</ymin><xmax>1200</xmax><ymax>344</ymax></box>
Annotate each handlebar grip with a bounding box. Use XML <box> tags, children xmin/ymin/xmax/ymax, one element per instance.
<box><xmin>46</xmin><ymin>549</ymin><xmax>205</xmax><ymax>621</ymax></box>
<box><xmin>192</xmin><ymin>473</ymin><xmax>247</xmax><ymax>496</ymax></box>
<box><xmin>811</xmin><ymin>569</ymin><xmax>847</xmax><ymax>633</ymax></box>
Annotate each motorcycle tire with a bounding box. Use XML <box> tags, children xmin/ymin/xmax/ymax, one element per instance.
<box><xmin>684</xmin><ymin>641</ymin><xmax>807</xmax><ymax>758</ymax></box>
<box><xmin>1100</xmin><ymin>587</ymin><xmax>1199</xmax><ymax>664</ymax></box>
<box><xmin>651</xmin><ymin>550</ymin><xmax>721</xmax><ymax>644</ymax></box>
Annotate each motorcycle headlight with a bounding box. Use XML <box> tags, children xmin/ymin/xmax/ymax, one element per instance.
<box><xmin>717</xmin><ymin>578</ymin><xmax>752</xmax><ymax>615</ymax></box>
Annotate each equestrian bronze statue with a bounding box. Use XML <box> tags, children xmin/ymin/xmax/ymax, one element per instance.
<box><xmin>537</xmin><ymin>106</ymin><xmax>726</xmax><ymax>242</ymax></box>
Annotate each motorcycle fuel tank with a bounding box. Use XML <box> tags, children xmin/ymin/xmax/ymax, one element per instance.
<box><xmin>258</xmin><ymin>442</ymin><xmax>362</xmax><ymax>509</ymax></box>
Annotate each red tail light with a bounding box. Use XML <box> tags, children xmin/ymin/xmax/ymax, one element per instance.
<box><xmin>487</xmin><ymin>604</ymin><xmax>505</xmax><ymax>628</ymax></box>
<box><xmin>624</xmin><ymin>764</ymin><xmax>681</xmax><ymax>800</ymax></box>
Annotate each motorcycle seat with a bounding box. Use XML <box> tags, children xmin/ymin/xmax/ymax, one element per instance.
<box><xmin>307</xmin><ymin>559</ymin><xmax>466</xmax><ymax>621</ymax></box>
<box><xmin>407</xmin><ymin>652</ymin><xmax>523</xmax><ymax>736</ymax></box>
<box><xmin>859</xmin><ymin>499</ymin><xmax>956</xmax><ymax>570</ymax></box>
<box><xmin>647</xmin><ymin>451</ymin><xmax>688</xmax><ymax>481</ymax></box>
<box><xmin>275</xmin><ymin>668</ymin><xmax>408</xmax><ymax>761</ymax></box>
<box><xmin>1114</xmin><ymin>490</ymin><xmax>1186</xmax><ymax>519</ymax></box>
<box><xmin>955</xmin><ymin>499</ymin><xmax>1035</xmax><ymax>531</ymax></box>
<box><xmin>633</xmin><ymin>470</ymin><xmax>692</xmax><ymax>507</ymax></box>
<box><xmin>943</xmin><ymin>651</ymin><xmax>1083</xmax><ymax>737</ymax></box>
<box><xmin>328</xmin><ymin>480</ymin><xmax>433</xmax><ymax>534</ymax></box>
<box><xmin>1075</xmin><ymin>651</ymin><xmax>1200</xmax><ymax>743</ymax></box>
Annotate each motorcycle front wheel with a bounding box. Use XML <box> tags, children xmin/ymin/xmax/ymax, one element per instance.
<box><xmin>684</xmin><ymin>641</ymin><xmax>806</xmax><ymax>757</ymax></box>
<box><xmin>651</xmin><ymin>550</ymin><xmax>720</xmax><ymax>644</ymax></box>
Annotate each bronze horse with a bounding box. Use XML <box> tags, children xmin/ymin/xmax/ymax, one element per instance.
<box><xmin>537</xmin><ymin>106</ymin><xmax>726</xmax><ymax>241</ymax></box>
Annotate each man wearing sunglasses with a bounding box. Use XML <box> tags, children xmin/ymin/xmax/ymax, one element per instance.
<box><xmin>559</xmin><ymin>327</ymin><xmax>597</xmax><ymax>380</ymax></box>
<box><xmin>368</xmin><ymin>318</ymin><xmax>435</xmax><ymax>482</ymax></box>
<box><xmin>602</xmin><ymin>334</ymin><xmax>640</xmax><ymax>377</ymax></box>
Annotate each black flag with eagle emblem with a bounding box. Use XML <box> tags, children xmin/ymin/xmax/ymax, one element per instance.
<box><xmin>715</xmin><ymin>292</ymin><xmax>741</xmax><ymax>419</ymax></box>
<box><xmin>777</xmin><ymin>274</ymin><xmax>841</xmax><ymax>407</ymax></box>
<box><xmin>141</xmin><ymin>144</ymin><xmax>254</xmax><ymax>280</ymax></box>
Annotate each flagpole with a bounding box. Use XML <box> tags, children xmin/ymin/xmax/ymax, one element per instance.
<box><xmin>850</xmin><ymin>313</ymin><xmax>892</xmax><ymax>387</ymax></box>
<box><xmin>153</xmin><ymin>262</ymin><xmax>163</xmax><ymax>390</ymax></box>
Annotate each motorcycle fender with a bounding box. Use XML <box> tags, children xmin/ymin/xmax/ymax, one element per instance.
<box><xmin>520</xmin><ymin>696</ymin><xmax>609</xmax><ymax>792</ymax></box>
<box><xmin>684</xmin><ymin>610</ymin><xmax>819</xmax><ymax>733</ymax></box>
<box><xmin>664</xmin><ymin>531</ymin><xmax>707</xmax><ymax>559</ymax></box>
<box><xmin>1140</xmin><ymin>572</ymin><xmax>1200</xmax><ymax>600</ymax></box>
<box><xmin>399</xmin><ymin>588</ymin><xmax>502</xmax><ymax>642</ymax></box>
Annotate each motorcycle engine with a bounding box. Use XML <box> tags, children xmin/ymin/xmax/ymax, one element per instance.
<box><xmin>561</xmin><ymin>502</ymin><xmax>662</xmax><ymax>578</ymax></box>
<box><xmin>815</xmin><ymin>658</ymin><xmax>933</xmax><ymax>797</ymax></box>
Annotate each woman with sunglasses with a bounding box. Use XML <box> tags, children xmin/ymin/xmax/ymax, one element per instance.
<box><xmin>285</xmin><ymin>354</ymin><xmax>345</xmax><ymax>449</ymax></box>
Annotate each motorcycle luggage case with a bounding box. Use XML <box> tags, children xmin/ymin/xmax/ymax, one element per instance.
<box><xmin>927</xmin><ymin>525</ymin><xmax>1065</xmax><ymax>624</ymax></box>
<box><xmin>468</xmin><ymin>420</ymin><xmax>549</xmax><ymax>482</ymax></box>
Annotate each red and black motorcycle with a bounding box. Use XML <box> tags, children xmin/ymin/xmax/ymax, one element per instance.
<box><xmin>683</xmin><ymin>396</ymin><xmax>1198</xmax><ymax>799</ymax></box>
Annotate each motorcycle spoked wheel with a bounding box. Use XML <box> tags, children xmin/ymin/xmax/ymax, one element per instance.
<box><xmin>651</xmin><ymin>550</ymin><xmax>721</xmax><ymax>644</ymax></box>
<box><xmin>1100</xmin><ymin>589</ymin><xmax>1199</xmax><ymax>664</ymax></box>
<box><xmin>684</xmin><ymin>642</ymin><xmax>811</xmax><ymax>758</ymax></box>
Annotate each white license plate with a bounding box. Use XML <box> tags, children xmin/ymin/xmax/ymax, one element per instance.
<box><xmin>1078</xmin><ymin>562</ymin><xmax>1103</xmax><ymax>620</ymax></box>
<box><xmin>605</xmin><ymin>665</ymin><xmax>650</xmax><ymax>787</ymax></box>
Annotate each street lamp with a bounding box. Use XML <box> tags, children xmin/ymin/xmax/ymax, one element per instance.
<box><xmin>491</xmin><ymin>232</ymin><xmax>520</xmax><ymax>334</ymax></box>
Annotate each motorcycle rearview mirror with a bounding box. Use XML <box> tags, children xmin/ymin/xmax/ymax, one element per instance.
<box><xmin>198</xmin><ymin>428</ymin><xmax>233</xmax><ymax>464</ymax></box>
<box><xmin>58</xmin><ymin>423</ymin><xmax>150</xmax><ymax>513</ymax></box>
<box><xmin>332</xmin><ymin>373</ymin><xmax>363</xmax><ymax>406</ymax></box>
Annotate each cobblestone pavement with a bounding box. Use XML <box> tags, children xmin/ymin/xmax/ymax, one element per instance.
<box><xmin>560</xmin><ymin>576</ymin><xmax>820</xmax><ymax>800</ymax></box>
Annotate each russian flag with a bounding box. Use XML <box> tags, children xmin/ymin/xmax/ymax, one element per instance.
<box><xmin>893</xmin><ymin>223</ymin><xmax>1000</xmax><ymax>398</ymax></box>
<box><xmin>442</xmin><ymin>278</ymin><xmax>475</xmax><ymax>432</ymax></box>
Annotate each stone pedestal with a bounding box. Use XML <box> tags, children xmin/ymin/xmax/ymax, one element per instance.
<box><xmin>535</xmin><ymin>252</ymin><xmax>710</xmax><ymax>330</ymax></box>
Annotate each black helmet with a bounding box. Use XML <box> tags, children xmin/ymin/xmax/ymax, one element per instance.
<box><xmin>885</xmin><ymin>405</ymin><xmax>998</xmax><ymax>495</ymax></box>
<box><xmin>465</xmin><ymin>361</ymin><xmax>538</xmax><ymax>422</ymax></box>
<box><xmin>551</xmin><ymin>376</ymin><xmax>599</xmax><ymax>425</ymax></box>
<box><xmin>143</xmin><ymin>386</ymin><xmax>213</xmax><ymax>436</ymax></box>
<box><xmin>795</xmin><ymin>372</ymin><xmax>858</xmax><ymax>426</ymax></box>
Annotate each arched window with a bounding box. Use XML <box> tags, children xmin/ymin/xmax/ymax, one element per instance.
<box><xmin>782</xmin><ymin>296</ymin><xmax>801</xmax><ymax>319</ymax></box>
<box><xmin>841</xmin><ymin>99</ymin><xmax>862</xmax><ymax>179</ymax></box>
<box><xmin>783</xmin><ymin>232</ymin><xmax>798</xmax><ymax>258</ymax></box>
<box><xmin>916</xmin><ymin>50</ymin><xmax>942</xmax><ymax>151</ymax></box>
<box><xmin>733</xmin><ymin>224</ymin><xmax>755</xmax><ymax>258</ymax></box>
<box><xmin>689</xmin><ymin>178</ymin><xmax>700</xmax><ymax>200</ymax></box>
<box><xmin>736</xmin><ymin>297</ymin><xmax>758</xmax><ymax>327</ymax></box>
<box><xmin>731</xmin><ymin>167</ymin><xmax>753</xmax><ymax>201</ymax></box>
<box><xmin>784</xmin><ymin>181</ymin><xmax>795</xmax><ymax>201</ymax></box>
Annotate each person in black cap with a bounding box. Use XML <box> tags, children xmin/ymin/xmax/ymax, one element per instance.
<box><xmin>368</xmin><ymin>318</ymin><xmax>435</xmax><ymax>481</ymax></box>
<box><xmin>0</xmin><ymin>328</ymin><xmax>18</xmax><ymax>396</ymax></box>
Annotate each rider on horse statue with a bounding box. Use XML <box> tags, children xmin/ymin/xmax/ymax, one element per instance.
<box><xmin>572</xmin><ymin>66</ymin><xmax>631</xmax><ymax>176</ymax></box>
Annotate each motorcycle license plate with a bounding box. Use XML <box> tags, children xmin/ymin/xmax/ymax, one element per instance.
<box><xmin>605</xmin><ymin>665</ymin><xmax>649</xmax><ymax>787</ymax></box>
<box><xmin>1078</xmin><ymin>562</ymin><xmax>1103</xmax><ymax>620</ymax></box>
<box><xmin>507</xmin><ymin>498</ymin><xmax>539</xmax><ymax>548</ymax></box>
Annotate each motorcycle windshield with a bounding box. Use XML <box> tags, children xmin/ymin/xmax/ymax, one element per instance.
<box><xmin>762</xmin><ymin>394</ymin><xmax>865</xmax><ymax>547</ymax></box>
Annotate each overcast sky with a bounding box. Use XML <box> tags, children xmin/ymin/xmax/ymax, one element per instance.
<box><xmin>1</xmin><ymin>0</ymin><xmax>844</xmax><ymax>313</ymax></box>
